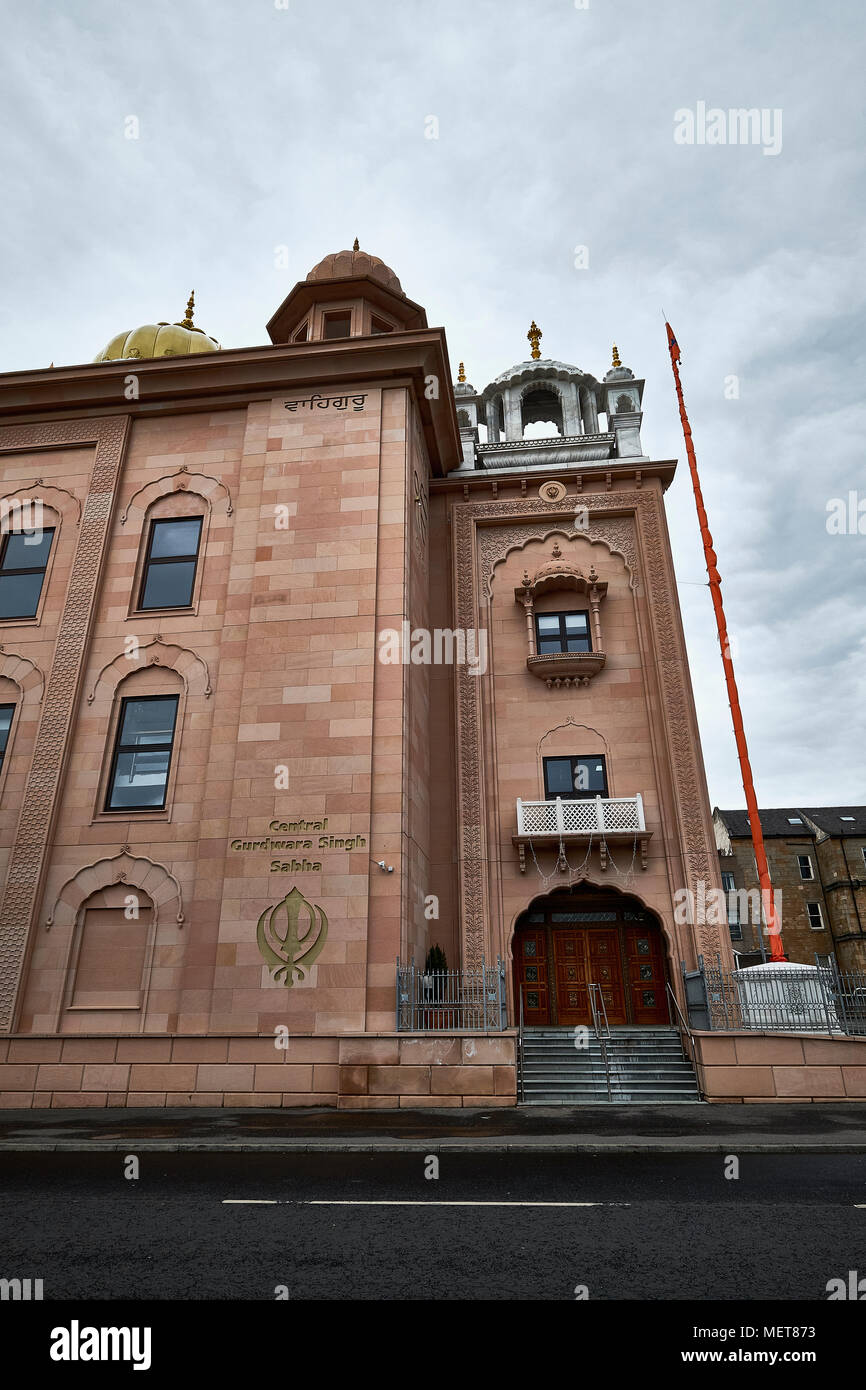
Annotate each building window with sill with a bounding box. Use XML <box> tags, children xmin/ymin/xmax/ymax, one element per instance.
<box><xmin>105</xmin><ymin>694</ymin><xmax>179</xmax><ymax>811</ymax></box>
<box><xmin>138</xmin><ymin>517</ymin><xmax>202</xmax><ymax>610</ymax></box>
<box><xmin>0</xmin><ymin>528</ymin><xmax>55</xmax><ymax>619</ymax></box>
<box><xmin>806</xmin><ymin>902</ymin><xmax>825</xmax><ymax>931</ymax></box>
<box><xmin>535</xmin><ymin>611</ymin><xmax>592</xmax><ymax>654</ymax></box>
<box><xmin>797</xmin><ymin>854</ymin><xmax>814</xmax><ymax>881</ymax></box>
<box><xmin>543</xmin><ymin>755</ymin><xmax>607</xmax><ymax>800</ymax></box>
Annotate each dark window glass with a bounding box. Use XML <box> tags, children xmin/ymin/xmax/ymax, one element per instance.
<box><xmin>371</xmin><ymin>316</ymin><xmax>394</xmax><ymax>335</ymax></box>
<box><xmin>0</xmin><ymin>527</ymin><xmax>55</xmax><ymax>619</ymax></box>
<box><xmin>139</xmin><ymin>518</ymin><xmax>202</xmax><ymax>610</ymax></box>
<box><xmin>543</xmin><ymin>755</ymin><xmax>608</xmax><ymax>800</ymax></box>
<box><xmin>323</xmin><ymin>312</ymin><xmax>352</xmax><ymax>339</ymax></box>
<box><xmin>105</xmin><ymin>696</ymin><xmax>179</xmax><ymax>811</ymax></box>
<box><xmin>0</xmin><ymin>703</ymin><xmax>13</xmax><ymax>772</ymax></box>
<box><xmin>535</xmin><ymin>610</ymin><xmax>591</xmax><ymax>654</ymax></box>
<box><xmin>806</xmin><ymin>903</ymin><xmax>824</xmax><ymax>931</ymax></box>
<box><xmin>797</xmin><ymin>854</ymin><xmax>814</xmax><ymax>880</ymax></box>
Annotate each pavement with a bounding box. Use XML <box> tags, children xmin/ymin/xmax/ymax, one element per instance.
<box><xmin>2</xmin><ymin>1101</ymin><xmax>866</xmax><ymax>1152</ymax></box>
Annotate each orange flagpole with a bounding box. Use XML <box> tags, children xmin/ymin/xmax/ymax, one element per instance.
<box><xmin>665</xmin><ymin>322</ymin><xmax>784</xmax><ymax>961</ymax></box>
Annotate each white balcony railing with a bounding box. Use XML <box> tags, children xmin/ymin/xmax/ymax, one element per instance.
<box><xmin>513</xmin><ymin>794</ymin><xmax>650</xmax><ymax>872</ymax></box>
<box><xmin>517</xmin><ymin>794</ymin><xmax>645</xmax><ymax>836</ymax></box>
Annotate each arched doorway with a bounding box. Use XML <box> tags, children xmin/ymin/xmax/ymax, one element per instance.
<box><xmin>512</xmin><ymin>884</ymin><xmax>671</xmax><ymax>1027</ymax></box>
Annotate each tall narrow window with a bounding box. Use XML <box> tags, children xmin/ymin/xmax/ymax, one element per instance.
<box><xmin>535</xmin><ymin>611</ymin><xmax>592</xmax><ymax>654</ymax></box>
<box><xmin>0</xmin><ymin>703</ymin><xmax>14</xmax><ymax>772</ymax></box>
<box><xmin>543</xmin><ymin>755</ymin><xmax>607</xmax><ymax>800</ymax></box>
<box><xmin>806</xmin><ymin>902</ymin><xmax>824</xmax><ymax>931</ymax></box>
<box><xmin>139</xmin><ymin>517</ymin><xmax>202</xmax><ymax>610</ymax></box>
<box><xmin>105</xmin><ymin>695</ymin><xmax>179</xmax><ymax>811</ymax></box>
<box><xmin>721</xmin><ymin>870</ymin><xmax>742</xmax><ymax>940</ymax></box>
<box><xmin>797</xmin><ymin>854</ymin><xmax>814</xmax><ymax>881</ymax></box>
<box><xmin>0</xmin><ymin>528</ymin><xmax>55</xmax><ymax>619</ymax></box>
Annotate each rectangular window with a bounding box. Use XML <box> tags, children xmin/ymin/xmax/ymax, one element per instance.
<box><xmin>323</xmin><ymin>311</ymin><xmax>352</xmax><ymax>339</ymax></box>
<box><xmin>535</xmin><ymin>611</ymin><xmax>592</xmax><ymax>655</ymax></box>
<box><xmin>797</xmin><ymin>854</ymin><xmax>814</xmax><ymax>880</ymax></box>
<box><xmin>0</xmin><ymin>528</ymin><xmax>55</xmax><ymax>619</ymax></box>
<box><xmin>0</xmin><ymin>703</ymin><xmax>14</xmax><ymax>772</ymax></box>
<box><xmin>721</xmin><ymin>871</ymin><xmax>742</xmax><ymax>939</ymax></box>
<box><xmin>105</xmin><ymin>695</ymin><xmax>179</xmax><ymax>811</ymax></box>
<box><xmin>863</xmin><ymin>848</ymin><xmax>866</xmax><ymax>870</ymax></box>
<box><xmin>543</xmin><ymin>755</ymin><xmax>607</xmax><ymax>800</ymax></box>
<box><xmin>806</xmin><ymin>902</ymin><xmax>824</xmax><ymax>931</ymax></box>
<box><xmin>138</xmin><ymin>517</ymin><xmax>202</xmax><ymax>610</ymax></box>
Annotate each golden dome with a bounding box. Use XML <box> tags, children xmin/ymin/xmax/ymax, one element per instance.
<box><xmin>306</xmin><ymin>242</ymin><xmax>403</xmax><ymax>294</ymax></box>
<box><xmin>94</xmin><ymin>291</ymin><xmax>220</xmax><ymax>361</ymax></box>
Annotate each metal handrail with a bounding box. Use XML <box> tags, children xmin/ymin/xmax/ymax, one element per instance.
<box><xmin>588</xmin><ymin>982</ymin><xmax>613</xmax><ymax>1101</ymax></box>
<box><xmin>666</xmin><ymin>981</ymin><xmax>701</xmax><ymax>1093</ymax></box>
<box><xmin>518</xmin><ymin>986</ymin><xmax>525</xmax><ymax>1103</ymax></box>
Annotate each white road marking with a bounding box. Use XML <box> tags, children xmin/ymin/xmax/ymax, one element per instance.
<box><xmin>223</xmin><ymin>1199</ymin><xmax>627</xmax><ymax>1208</ymax></box>
<box><xmin>303</xmin><ymin>1200</ymin><xmax>621</xmax><ymax>1207</ymax></box>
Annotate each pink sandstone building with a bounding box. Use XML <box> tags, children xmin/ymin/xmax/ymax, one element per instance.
<box><xmin>0</xmin><ymin>246</ymin><xmax>863</xmax><ymax>1108</ymax></box>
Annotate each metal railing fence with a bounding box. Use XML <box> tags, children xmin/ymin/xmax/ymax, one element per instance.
<box><xmin>693</xmin><ymin>954</ymin><xmax>866</xmax><ymax>1035</ymax></box>
<box><xmin>396</xmin><ymin>957</ymin><xmax>507</xmax><ymax>1032</ymax></box>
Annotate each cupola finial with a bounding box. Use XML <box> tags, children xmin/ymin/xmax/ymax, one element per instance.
<box><xmin>178</xmin><ymin>290</ymin><xmax>195</xmax><ymax>329</ymax></box>
<box><xmin>353</xmin><ymin>237</ymin><xmax>360</xmax><ymax>251</ymax></box>
<box><xmin>611</xmin><ymin>343</ymin><xmax>621</xmax><ymax>369</ymax></box>
<box><xmin>527</xmin><ymin>320</ymin><xmax>542</xmax><ymax>360</ymax></box>
<box><xmin>458</xmin><ymin>361</ymin><xmax>466</xmax><ymax>383</ymax></box>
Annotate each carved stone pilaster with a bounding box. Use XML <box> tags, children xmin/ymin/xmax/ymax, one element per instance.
<box><xmin>0</xmin><ymin>416</ymin><xmax>130</xmax><ymax>1032</ymax></box>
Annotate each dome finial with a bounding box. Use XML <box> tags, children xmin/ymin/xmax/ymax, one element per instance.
<box><xmin>458</xmin><ymin>361</ymin><xmax>466</xmax><ymax>383</ymax></box>
<box><xmin>353</xmin><ymin>237</ymin><xmax>360</xmax><ymax>252</ymax></box>
<box><xmin>527</xmin><ymin>320</ymin><xmax>542</xmax><ymax>360</ymax></box>
<box><xmin>611</xmin><ymin>343</ymin><xmax>621</xmax><ymax>369</ymax></box>
<box><xmin>178</xmin><ymin>291</ymin><xmax>195</xmax><ymax>330</ymax></box>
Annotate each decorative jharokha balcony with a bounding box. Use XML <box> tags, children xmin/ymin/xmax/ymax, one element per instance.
<box><xmin>513</xmin><ymin>794</ymin><xmax>651</xmax><ymax>873</ymax></box>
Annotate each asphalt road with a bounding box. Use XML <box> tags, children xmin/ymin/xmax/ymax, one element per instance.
<box><xmin>2</xmin><ymin>1151</ymin><xmax>865</xmax><ymax>1301</ymax></box>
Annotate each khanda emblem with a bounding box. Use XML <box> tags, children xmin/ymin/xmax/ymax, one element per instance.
<box><xmin>257</xmin><ymin>887</ymin><xmax>328</xmax><ymax>987</ymax></box>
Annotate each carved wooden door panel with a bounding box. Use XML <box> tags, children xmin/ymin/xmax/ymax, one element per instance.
<box><xmin>551</xmin><ymin>928</ymin><xmax>590</xmax><ymax>1026</ymax></box>
<box><xmin>584</xmin><ymin>927</ymin><xmax>628</xmax><ymax>1025</ymax></box>
<box><xmin>624</xmin><ymin>925</ymin><xmax>669</xmax><ymax>1024</ymax></box>
<box><xmin>513</xmin><ymin>928</ymin><xmax>551</xmax><ymax>1025</ymax></box>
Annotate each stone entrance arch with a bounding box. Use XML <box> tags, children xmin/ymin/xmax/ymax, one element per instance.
<box><xmin>510</xmin><ymin>881</ymin><xmax>671</xmax><ymax>1028</ymax></box>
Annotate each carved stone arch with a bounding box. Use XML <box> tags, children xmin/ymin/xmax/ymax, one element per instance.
<box><xmin>505</xmin><ymin>877</ymin><xmax>672</xmax><ymax>965</ymax></box>
<box><xmin>86</xmin><ymin>635</ymin><xmax>212</xmax><ymax>704</ymax></box>
<box><xmin>485</xmin><ymin>525</ymin><xmax>637</xmax><ymax>597</ymax></box>
<box><xmin>1</xmin><ymin>480</ymin><xmax>81</xmax><ymax>526</ymax></box>
<box><xmin>538</xmin><ymin>717</ymin><xmax>610</xmax><ymax>759</ymax></box>
<box><xmin>44</xmin><ymin>850</ymin><xmax>185</xmax><ymax>930</ymax></box>
<box><xmin>0</xmin><ymin>648</ymin><xmax>44</xmax><ymax>704</ymax></box>
<box><xmin>119</xmin><ymin>466</ymin><xmax>233</xmax><ymax>526</ymax></box>
<box><xmin>517</xmin><ymin>377</ymin><xmax>565</xmax><ymax>404</ymax></box>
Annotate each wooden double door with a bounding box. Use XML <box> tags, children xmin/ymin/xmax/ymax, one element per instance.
<box><xmin>513</xmin><ymin>899</ymin><xmax>669</xmax><ymax>1027</ymax></box>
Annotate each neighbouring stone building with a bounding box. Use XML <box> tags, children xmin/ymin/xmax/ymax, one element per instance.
<box><xmin>714</xmin><ymin>806</ymin><xmax>866</xmax><ymax>971</ymax></box>
<box><xmin>0</xmin><ymin>245</ymin><xmax>861</xmax><ymax>1109</ymax></box>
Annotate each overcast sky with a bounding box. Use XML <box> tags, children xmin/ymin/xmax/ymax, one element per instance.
<box><xmin>1</xmin><ymin>0</ymin><xmax>863</xmax><ymax>809</ymax></box>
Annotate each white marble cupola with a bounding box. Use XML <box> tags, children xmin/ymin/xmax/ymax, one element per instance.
<box><xmin>452</xmin><ymin>324</ymin><xmax>646</xmax><ymax>472</ymax></box>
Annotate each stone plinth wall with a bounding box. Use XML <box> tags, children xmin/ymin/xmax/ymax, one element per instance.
<box><xmin>0</xmin><ymin>1033</ymin><xmax>517</xmax><ymax>1110</ymax></box>
<box><xmin>694</xmin><ymin>1032</ymin><xmax>866</xmax><ymax>1102</ymax></box>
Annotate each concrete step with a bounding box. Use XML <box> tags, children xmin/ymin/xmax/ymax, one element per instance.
<box><xmin>519</xmin><ymin>1026</ymin><xmax>700</xmax><ymax>1105</ymax></box>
